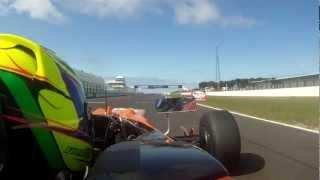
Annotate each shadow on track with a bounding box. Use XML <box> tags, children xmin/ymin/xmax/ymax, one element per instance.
<box><xmin>230</xmin><ymin>153</ymin><xmax>265</xmax><ymax>177</ymax></box>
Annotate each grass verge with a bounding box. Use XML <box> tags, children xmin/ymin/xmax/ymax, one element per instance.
<box><xmin>201</xmin><ymin>96</ymin><xmax>319</xmax><ymax>130</ymax></box>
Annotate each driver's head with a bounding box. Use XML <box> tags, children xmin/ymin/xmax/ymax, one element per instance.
<box><xmin>0</xmin><ymin>34</ymin><xmax>91</xmax><ymax>173</ymax></box>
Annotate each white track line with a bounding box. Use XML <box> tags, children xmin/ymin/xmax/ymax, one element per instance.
<box><xmin>197</xmin><ymin>103</ymin><xmax>319</xmax><ymax>134</ymax></box>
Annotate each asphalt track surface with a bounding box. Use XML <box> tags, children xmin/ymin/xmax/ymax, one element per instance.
<box><xmin>88</xmin><ymin>94</ymin><xmax>319</xmax><ymax>180</ymax></box>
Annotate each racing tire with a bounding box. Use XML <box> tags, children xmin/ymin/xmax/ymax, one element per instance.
<box><xmin>199</xmin><ymin>110</ymin><xmax>241</xmax><ymax>169</ymax></box>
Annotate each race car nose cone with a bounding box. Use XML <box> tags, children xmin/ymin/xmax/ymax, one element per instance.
<box><xmin>89</xmin><ymin>139</ymin><xmax>228</xmax><ymax>180</ymax></box>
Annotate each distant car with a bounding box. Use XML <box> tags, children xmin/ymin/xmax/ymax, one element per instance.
<box><xmin>192</xmin><ymin>90</ymin><xmax>208</xmax><ymax>101</ymax></box>
<box><xmin>0</xmin><ymin>34</ymin><xmax>240</xmax><ymax>180</ymax></box>
<box><xmin>155</xmin><ymin>96</ymin><xmax>196</xmax><ymax>112</ymax></box>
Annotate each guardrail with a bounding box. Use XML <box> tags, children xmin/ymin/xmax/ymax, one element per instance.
<box><xmin>86</xmin><ymin>91</ymin><xmax>138</xmax><ymax>99</ymax></box>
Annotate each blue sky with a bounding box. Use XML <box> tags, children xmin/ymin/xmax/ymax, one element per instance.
<box><xmin>0</xmin><ymin>0</ymin><xmax>318</xmax><ymax>85</ymax></box>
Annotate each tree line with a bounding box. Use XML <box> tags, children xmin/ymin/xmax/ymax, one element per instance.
<box><xmin>199</xmin><ymin>78</ymin><xmax>271</xmax><ymax>90</ymax></box>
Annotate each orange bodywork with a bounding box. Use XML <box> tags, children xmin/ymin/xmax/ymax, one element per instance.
<box><xmin>92</xmin><ymin>107</ymin><xmax>157</xmax><ymax>131</ymax></box>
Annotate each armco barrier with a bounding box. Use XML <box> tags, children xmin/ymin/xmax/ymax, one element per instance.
<box><xmin>206</xmin><ymin>86</ymin><xmax>319</xmax><ymax>97</ymax></box>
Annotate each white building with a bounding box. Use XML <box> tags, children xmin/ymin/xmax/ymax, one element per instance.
<box><xmin>107</xmin><ymin>76</ymin><xmax>126</xmax><ymax>89</ymax></box>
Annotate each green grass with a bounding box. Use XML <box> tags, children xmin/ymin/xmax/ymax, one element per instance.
<box><xmin>169</xmin><ymin>91</ymin><xmax>183</xmax><ymax>97</ymax></box>
<box><xmin>201</xmin><ymin>96</ymin><xmax>319</xmax><ymax>129</ymax></box>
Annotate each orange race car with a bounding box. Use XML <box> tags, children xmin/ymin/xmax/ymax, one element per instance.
<box><xmin>88</xmin><ymin>95</ymin><xmax>241</xmax><ymax>180</ymax></box>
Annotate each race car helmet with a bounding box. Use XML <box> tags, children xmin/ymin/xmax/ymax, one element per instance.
<box><xmin>0</xmin><ymin>34</ymin><xmax>92</xmax><ymax>178</ymax></box>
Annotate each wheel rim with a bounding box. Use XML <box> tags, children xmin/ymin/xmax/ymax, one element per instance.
<box><xmin>0</xmin><ymin>128</ymin><xmax>7</xmax><ymax>175</ymax></box>
<box><xmin>203</xmin><ymin>129</ymin><xmax>210</xmax><ymax>145</ymax></box>
<box><xmin>0</xmin><ymin>159</ymin><xmax>4</xmax><ymax>174</ymax></box>
<box><xmin>200</xmin><ymin>127</ymin><xmax>210</xmax><ymax>151</ymax></box>
<box><xmin>55</xmin><ymin>170</ymin><xmax>73</xmax><ymax>180</ymax></box>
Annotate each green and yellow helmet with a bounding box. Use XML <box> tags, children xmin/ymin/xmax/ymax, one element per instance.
<box><xmin>0</xmin><ymin>34</ymin><xmax>92</xmax><ymax>177</ymax></box>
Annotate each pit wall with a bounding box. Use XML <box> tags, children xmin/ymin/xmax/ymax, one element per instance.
<box><xmin>204</xmin><ymin>86</ymin><xmax>319</xmax><ymax>97</ymax></box>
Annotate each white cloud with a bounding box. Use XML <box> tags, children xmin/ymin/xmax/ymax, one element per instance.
<box><xmin>0</xmin><ymin>0</ymin><xmax>256</xmax><ymax>27</ymax></box>
<box><xmin>174</xmin><ymin>0</ymin><xmax>256</xmax><ymax>27</ymax></box>
<box><xmin>0</xmin><ymin>0</ymin><xmax>11</xmax><ymax>15</ymax></box>
<box><xmin>174</xmin><ymin>0</ymin><xmax>220</xmax><ymax>24</ymax></box>
<box><xmin>0</xmin><ymin>0</ymin><xmax>65</xmax><ymax>23</ymax></box>
<box><xmin>12</xmin><ymin>0</ymin><xmax>65</xmax><ymax>23</ymax></box>
<box><xmin>61</xmin><ymin>0</ymin><xmax>147</xmax><ymax>18</ymax></box>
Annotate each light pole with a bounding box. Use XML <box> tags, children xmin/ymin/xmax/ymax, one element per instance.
<box><xmin>216</xmin><ymin>45</ymin><xmax>221</xmax><ymax>90</ymax></box>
